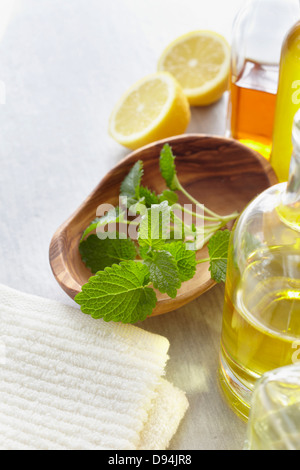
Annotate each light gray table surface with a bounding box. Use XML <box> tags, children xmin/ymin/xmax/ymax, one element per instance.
<box><xmin>0</xmin><ymin>0</ymin><xmax>248</xmax><ymax>450</ymax></box>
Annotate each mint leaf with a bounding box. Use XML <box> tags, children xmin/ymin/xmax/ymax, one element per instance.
<box><xmin>97</xmin><ymin>206</ymin><xmax>123</xmax><ymax>226</ymax></box>
<box><xmin>75</xmin><ymin>261</ymin><xmax>157</xmax><ymax>323</ymax></box>
<box><xmin>120</xmin><ymin>160</ymin><xmax>143</xmax><ymax>203</ymax></box>
<box><xmin>159</xmin><ymin>144</ymin><xmax>180</xmax><ymax>191</ymax></box>
<box><xmin>97</xmin><ymin>207</ymin><xmax>127</xmax><ymax>240</ymax></box>
<box><xmin>145</xmin><ymin>250</ymin><xmax>181</xmax><ymax>298</ymax></box>
<box><xmin>208</xmin><ymin>230</ymin><xmax>231</xmax><ymax>283</ymax></box>
<box><xmin>139</xmin><ymin>185</ymin><xmax>160</xmax><ymax>207</ymax></box>
<box><xmin>79</xmin><ymin>234</ymin><xmax>137</xmax><ymax>273</ymax></box>
<box><xmin>162</xmin><ymin>241</ymin><xmax>196</xmax><ymax>282</ymax></box>
<box><xmin>138</xmin><ymin>201</ymin><xmax>171</xmax><ymax>249</ymax></box>
<box><xmin>80</xmin><ymin>217</ymin><xmax>101</xmax><ymax>242</ymax></box>
<box><xmin>81</xmin><ymin>207</ymin><xmax>124</xmax><ymax>241</ymax></box>
<box><xmin>159</xmin><ymin>189</ymin><xmax>178</xmax><ymax>206</ymax></box>
<box><xmin>139</xmin><ymin>245</ymin><xmax>151</xmax><ymax>260</ymax></box>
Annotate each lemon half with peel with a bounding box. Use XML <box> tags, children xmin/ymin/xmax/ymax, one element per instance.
<box><xmin>108</xmin><ymin>72</ymin><xmax>190</xmax><ymax>150</ymax></box>
<box><xmin>158</xmin><ymin>31</ymin><xmax>230</xmax><ymax>106</ymax></box>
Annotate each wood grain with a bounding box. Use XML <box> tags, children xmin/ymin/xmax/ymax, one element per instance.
<box><xmin>49</xmin><ymin>134</ymin><xmax>277</xmax><ymax>316</ymax></box>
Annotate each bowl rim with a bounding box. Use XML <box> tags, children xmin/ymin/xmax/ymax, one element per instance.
<box><xmin>49</xmin><ymin>133</ymin><xmax>278</xmax><ymax>312</ymax></box>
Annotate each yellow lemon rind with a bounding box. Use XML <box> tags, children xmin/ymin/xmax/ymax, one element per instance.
<box><xmin>109</xmin><ymin>72</ymin><xmax>190</xmax><ymax>150</ymax></box>
<box><xmin>157</xmin><ymin>30</ymin><xmax>230</xmax><ymax>106</ymax></box>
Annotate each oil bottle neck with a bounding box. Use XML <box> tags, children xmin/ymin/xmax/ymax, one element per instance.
<box><xmin>286</xmin><ymin>118</ymin><xmax>300</xmax><ymax>202</ymax></box>
<box><xmin>279</xmin><ymin>128</ymin><xmax>300</xmax><ymax>232</ymax></box>
<box><xmin>286</xmin><ymin>149</ymin><xmax>300</xmax><ymax>201</ymax></box>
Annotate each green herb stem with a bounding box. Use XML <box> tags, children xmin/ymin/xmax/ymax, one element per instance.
<box><xmin>176</xmin><ymin>181</ymin><xmax>239</xmax><ymax>222</ymax></box>
<box><xmin>173</xmin><ymin>203</ymin><xmax>225</xmax><ymax>222</ymax></box>
<box><xmin>172</xmin><ymin>213</ymin><xmax>193</xmax><ymax>236</ymax></box>
<box><xmin>196</xmin><ymin>257</ymin><xmax>210</xmax><ymax>264</ymax></box>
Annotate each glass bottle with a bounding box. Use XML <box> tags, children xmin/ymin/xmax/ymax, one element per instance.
<box><xmin>271</xmin><ymin>21</ymin><xmax>300</xmax><ymax>183</ymax></box>
<box><xmin>245</xmin><ymin>364</ymin><xmax>300</xmax><ymax>450</ymax></box>
<box><xmin>227</xmin><ymin>0</ymin><xmax>300</xmax><ymax>160</ymax></box>
<box><xmin>219</xmin><ymin>109</ymin><xmax>300</xmax><ymax>422</ymax></box>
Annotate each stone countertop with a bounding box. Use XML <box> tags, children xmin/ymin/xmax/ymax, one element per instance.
<box><xmin>0</xmin><ymin>0</ymin><xmax>247</xmax><ymax>450</ymax></box>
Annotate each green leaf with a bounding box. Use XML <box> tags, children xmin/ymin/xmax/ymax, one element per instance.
<box><xmin>79</xmin><ymin>234</ymin><xmax>137</xmax><ymax>273</ymax></box>
<box><xmin>127</xmin><ymin>199</ymin><xmax>147</xmax><ymax>217</ymax></box>
<box><xmin>145</xmin><ymin>250</ymin><xmax>181</xmax><ymax>298</ymax></box>
<box><xmin>139</xmin><ymin>185</ymin><xmax>160</xmax><ymax>207</ymax></box>
<box><xmin>163</xmin><ymin>226</ymin><xmax>185</xmax><ymax>243</ymax></box>
<box><xmin>139</xmin><ymin>245</ymin><xmax>151</xmax><ymax>260</ymax></box>
<box><xmin>80</xmin><ymin>217</ymin><xmax>101</xmax><ymax>241</ymax></box>
<box><xmin>159</xmin><ymin>144</ymin><xmax>180</xmax><ymax>191</ymax></box>
<box><xmin>159</xmin><ymin>189</ymin><xmax>178</xmax><ymax>206</ymax></box>
<box><xmin>162</xmin><ymin>241</ymin><xmax>196</xmax><ymax>282</ymax></box>
<box><xmin>97</xmin><ymin>206</ymin><xmax>123</xmax><ymax>225</ymax></box>
<box><xmin>138</xmin><ymin>201</ymin><xmax>171</xmax><ymax>249</ymax></box>
<box><xmin>120</xmin><ymin>160</ymin><xmax>143</xmax><ymax>202</ymax></box>
<box><xmin>75</xmin><ymin>261</ymin><xmax>157</xmax><ymax>323</ymax></box>
<box><xmin>80</xmin><ymin>207</ymin><xmax>124</xmax><ymax>241</ymax></box>
<box><xmin>208</xmin><ymin>230</ymin><xmax>231</xmax><ymax>283</ymax></box>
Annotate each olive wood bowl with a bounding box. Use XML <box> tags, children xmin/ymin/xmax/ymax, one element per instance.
<box><xmin>49</xmin><ymin>134</ymin><xmax>277</xmax><ymax>316</ymax></box>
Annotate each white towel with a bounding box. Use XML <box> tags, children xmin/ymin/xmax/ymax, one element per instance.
<box><xmin>0</xmin><ymin>284</ymin><xmax>188</xmax><ymax>450</ymax></box>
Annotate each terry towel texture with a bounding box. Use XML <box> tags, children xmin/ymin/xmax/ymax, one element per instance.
<box><xmin>0</xmin><ymin>284</ymin><xmax>188</xmax><ymax>450</ymax></box>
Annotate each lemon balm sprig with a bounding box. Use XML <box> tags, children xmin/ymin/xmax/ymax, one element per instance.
<box><xmin>75</xmin><ymin>144</ymin><xmax>238</xmax><ymax>323</ymax></box>
<box><xmin>159</xmin><ymin>144</ymin><xmax>239</xmax><ymax>226</ymax></box>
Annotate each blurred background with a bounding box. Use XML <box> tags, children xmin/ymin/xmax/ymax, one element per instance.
<box><xmin>0</xmin><ymin>0</ymin><xmax>249</xmax><ymax>451</ymax></box>
<box><xmin>0</xmin><ymin>0</ymin><xmax>244</xmax><ymax>298</ymax></box>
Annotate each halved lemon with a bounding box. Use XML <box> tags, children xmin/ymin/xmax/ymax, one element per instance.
<box><xmin>108</xmin><ymin>72</ymin><xmax>190</xmax><ymax>150</ymax></box>
<box><xmin>157</xmin><ymin>31</ymin><xmax>230</xmax><ymax>106</ymax></box>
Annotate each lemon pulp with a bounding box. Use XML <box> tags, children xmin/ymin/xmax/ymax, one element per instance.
<box><xmin>109</xmin><ymin>72</ymin><xmax>190</xmax><ymax>150</ymax></box>
<box><xmin>158</xmin><ymin>31</ymin><xmax>230</xmax><ymax>106</ymax></box>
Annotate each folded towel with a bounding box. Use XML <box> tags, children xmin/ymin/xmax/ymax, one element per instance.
<box><xmin>0</xmin><ymin>284</ymin><xmax>188</xmax><ymax>450</ymax></box>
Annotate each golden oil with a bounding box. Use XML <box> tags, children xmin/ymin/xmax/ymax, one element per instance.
<box><xmin>245</xmin><ymin>365</ymin><xmax>300</xmax><ymax>450</ymax></box>
<box><xmin>271</xmin><ymin>22</ymin><xmax>300</xmax><ymax>182</ymax></box>
<box><xmin>220</xmin><ymin>242</ymin><xmax>300</xmax><ymax>421</ymax></box>
<box><xmin>247</xmin><ymin>403</ymin><xmax>300</xmax><ymax>450</ymax></box>
<box><xmin>229</xmin><ymin>60</ymin><xmax>278</xmax><ymax>160</ymax></box>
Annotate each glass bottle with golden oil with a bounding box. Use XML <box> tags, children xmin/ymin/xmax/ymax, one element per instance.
<box><xmin>227</xmin><ymin>0</ymin><xmax>300</xmax><ymax>160</ymax></box>
<box><xmin>219</xmin><ymin>109</ymin><xmax>300</xmax><ymax>422</ymax></box>
<box><xmin>271</xmin><ymin>22</ymin><xmax>300</xmax><ymax>183</ymax></box>
<box><xmin>245</xmin><ymin>364</ymin><xmax>300</xmax><ymax>450</ymax></box>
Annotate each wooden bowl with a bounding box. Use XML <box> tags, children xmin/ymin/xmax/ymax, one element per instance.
<box><xmin>49</xmin><ymin>134</ymin><xmax>277</xmax><ymax>316</ymax></box>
